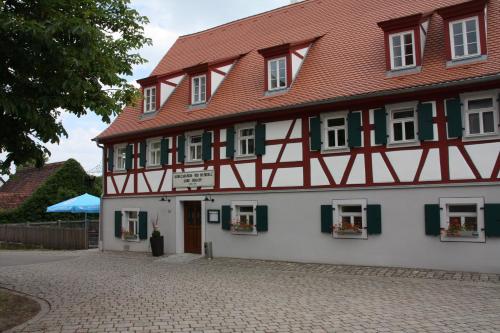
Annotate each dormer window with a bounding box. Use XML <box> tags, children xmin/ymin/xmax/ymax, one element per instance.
<box><xmin>191</xmin><ymin>74</ymin><xmax>206</xmax><ymax>105</ymax></box>
<box><xmin>268</xmin><ymin>57</ymin><xmax>287</xmax><ymax>91</ymax></box>
<box><xmin>449</xmin><ymin>17</ymin><xmax>480</xmax><ymax>60</ymax></box>
<box><xmin>389</xmin><ymin>31</ymin><xmax>415</xmax><ymax>70</ymax></box>
<box><xmin>144</xmin><ymin>87</ymin><xmax>156</xmax><ymax>113</ymax></box>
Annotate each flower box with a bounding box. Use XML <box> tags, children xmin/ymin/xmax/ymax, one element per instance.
<box><xmin>123</xmin><ymin>234</ymin><xmax>138</xmax><ymax>241</ymax></box>
<box><xmin>232</xmin><ymin>224</ymin><xmax>254</xmax><ymax>233</ymax></box>
<box><xmin>335</xmin><ymin>229</ymin><xmax>363</xmax><ymax>235</ymax></box>
<box><xmin>445</xmin><ymin>230</ymin><xmax>479</xmax><ymax>238</ymax></box>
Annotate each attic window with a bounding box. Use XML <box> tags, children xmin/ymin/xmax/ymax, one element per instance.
<box><xmin>268</xmin><ymin>57</ymin><xmax>287</xmax><ymax>91</ymax></box>
<box><xmin>449</xmin><ymin>17</ymin><xmax>480</xmax><ymax>60</ymax></box>
<box><xmin>144</xmin><ymin>87</ymin><xmax>156</xmax><ymax>113</ymax></box>
<box><xmin>389</xmin><ymin>30</ymin><xmax>415</xmax><ymax>70</ymax></box>
<box><xmin>191</xmin><ymin>74</ymin><xmax>206</xmax><ymax>105</ymax></box>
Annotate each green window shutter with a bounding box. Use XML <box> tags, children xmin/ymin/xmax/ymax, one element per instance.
<box><xmin>139</xmin><ymin>211</ymin><xmax>148</xmax><ymax>240</ymax></box>
<box><xmin>125</xmin><ymin>144</ymin><xmax>133</xmax><ymax>170</ymax></box>
<box><xmin>177</xmin><ymin>135</ymin><xmax>185</xmax><ymax>163</ymax></box>
<box><xmin>114</xmin><ymin>211</ymin><xmax>122</xmax><ymax>238</ymax></box>
<box><xmin>107</xmin><ymin>146</ymin><xmax>114</xmax><ymax>171</ymax></box>
<box><xmin>484</xmin><ymin>204</ymin><xmax>500</xmax><ymax>237</ymax></box>
<box><xmin>374</xmin><ymin>108</ymin><xmax>387</xmax><ymax>145</ymax></box>
<box><xmin>226</xmin><ymin>127</ymin><xmax>235</xmax><ymax>159</ymax></box>
<box><xmin>446</xmin><ymin>98</ymin><xmax>463</xmax><ymax>138</ymax></box>
<box><xmin>256</xmin><ymin>205</ymin><xmax>268</xmax><ymax>232</ymax></box>
<box><xmin>347</xmin><ymin>112</ymin><xmax>362</xmax><ymax>148</ymax></box>
<box><xmin>160</xmin><ymin>138</ymin><xmax>169</xmax><ymax>165</ymax></box>
<box><xmin>418</xmin><ymin>103</ymin><xmax>434</xmax><ymax>141</ymax></box>
<box><xmin>221</xmin><ymin>205</ymin><xmax>231</xmax><ymax>230</ymax></box>
<box><xmin>424</xmin><ymin>204</ymin><xmax>441</xmax><ymax>236</ymax></box>
<box><xmin>202</xmin><ymin>131</ymin><xmax>212</xmax><ymax>161</ymax></box>
<box><xmin>309</xmin><ymin>116</ymin><xmax>321</xmax><ymax>151</ymax></box>
<box><xmin>255</xmin><ymin>123</ymin><xmax>266</xmax><ymax>156</ymax></box>
<box><xmin>367</xmin><ymin>205</ymin><xmax>382</xmax><ymax>235</ymax></box>
<box><xmin>139</xmin><ymin>141</ymin><xmax>147</xmax><ymax>167</ymax></box>
<box><xmin>321</xmin><ymin>205</ymin><xmax>332</xmax><ymax>233</ymax></box>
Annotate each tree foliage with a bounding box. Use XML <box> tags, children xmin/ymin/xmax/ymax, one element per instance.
<box><xmin>0</xmin><ymin>0</ymin><xmax>151</xmax><ymax>173</ymax></box>
<box><xmin>0</xmin><ymin>159</ymin><xmax>101</xmax><ymax>223</ymax></box>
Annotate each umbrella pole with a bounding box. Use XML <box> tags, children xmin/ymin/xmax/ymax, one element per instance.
<box><xmin>84</xmin><ymin>212</ymin><xmax>88</xmax><ymax>249</ymax></box>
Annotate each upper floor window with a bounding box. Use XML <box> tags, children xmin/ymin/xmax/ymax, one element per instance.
<box><xmin>238</xmin><ymin>127</ymin><xmax>255</xmax><ymax>156</ymax></box>
<box><xmin>323</xmin><ymin>115</ymin><xmax>347</xmax><ymax>150</ymax></box>
<box><xmin>450</xmin><ymin>17</ymin><xmax>480</xmax><ymax>60</ymax></box>
<box><xmin>148</xmin><ymin>140</ymin><xmax>161</xmax><ymax>166</ymax></box>
<box><xmin>187</xmin><ymin>134</ymin><xmax>202</xmax><ymax>162</ymax></box>
<box><xmin>144</xmin><ymin>87</ymin><xmax>156</xmax><ymax>113</ymax></box>
<box><xmin>390</xmin><ymin>107</ymin><xmax>416</xmax><ymax>143</ymax></box>
<box><xmin>115</xmin><ymin>145</ymin><xmax>127</xmax><ymax>171</ymax></box>
<box><xmin>389</xmin><ymin>31</ymin><xmax>415</xmax><ymax>70</ymax></box>
<box><xmin>191</xmin><ymin>75</ymin><xmax>206</xmax><ymax>104</ymax></box>
<box><xmin>465</xmin><ymin>96</ymin><xmax>497</xmax><ymax>136</ymax></box>
<box><xmin>268</xmin><ymin>57</ymin><xmax>287</xmax><ymax>91</ymax></box>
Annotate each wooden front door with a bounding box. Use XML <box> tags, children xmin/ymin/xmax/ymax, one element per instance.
<box><xmin>184</xmin><ymin>201</ymin><xmax>202</xmax><ymax>254</ymax></box>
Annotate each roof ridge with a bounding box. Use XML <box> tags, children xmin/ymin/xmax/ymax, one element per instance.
<box><xmin>177</xmin><ymin>0</ymin><xmax>315</xmax><ymax>39</ymax></box>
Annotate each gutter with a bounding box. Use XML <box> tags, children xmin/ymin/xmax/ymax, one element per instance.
<box><xmin>96</xmin><ymin>142</ymin><xmax>105</xmax><ymax>251</ymax></box>
<box><xmin>94</xmin><ymin>73</ymin><xmax>500</xmax><ymax>143</ymax></box>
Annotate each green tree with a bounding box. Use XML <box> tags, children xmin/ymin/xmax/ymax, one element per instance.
<box><xmin>0</xmin><ymin>0</ymin><xmax>151</xmax><ymax>174</ymax></box>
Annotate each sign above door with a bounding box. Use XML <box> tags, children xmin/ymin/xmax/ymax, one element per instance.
<box><xmin>173</xmin><ymin>170</ymin><xmax>214</xmax><ymax>189</ymax></box>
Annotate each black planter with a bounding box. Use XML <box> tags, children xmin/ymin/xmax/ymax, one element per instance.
<box><xmin>150</xmin><ymin>236</ymin><xmax>164</xmax><ymax>257</ymax></box>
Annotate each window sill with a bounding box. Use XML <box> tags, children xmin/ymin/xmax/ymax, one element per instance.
<box><xmin>263</xmin><ymin>88</ymin><xmax>289</xmax><ymax>98</ymax></box>
<box><xmin>140</xmin><ymin>110</ymin><xmax>158</xmax><ymax>120</ymax></box>
<box><xmin>145</xmin><ymin>164</ymin><xmax>163</xmax><ymax>170</ymax></box>
<box><xmin>122</xmin><ymin>237</ymin><xmax>140</xmax><ymax>242</ymax></box>
<box><xmin>112</xmin><ymin>169</ymin><xmax>128</xmax><ymax>174</ymax></box>
<box><xmin>183</xmin><ymin>160</ymin><xmax>204</xmax><ymax>167</ymax></box>
<box><xmin>187</xmin><ymin>103</ymin><xmax>207</xmax><ymax>111</ymax></box>
<box><xmin>235</xmin><ymin>154</ymin><xmax>257</xmax><ymax>161</ymax></box>
<box><xmin>386</xmin><ymin>140</ymin><xmax>420</xmax><ymax>148</ymax></box>
<box><xmin>462</xmin><ymin>132</ymin><xmax>499</xmax><ymax>142</ymax></box>
<box><xmin>386</xmin><ymin>66</ymin><xmax>421</xmax><ymax>78</ymax></box>
<box><xmin>231</xmin><ymin>230</ymin><xmax>257</xmax><ymax>236</ymax></box>
<box><xmin>321</xmin><ymin>146</ymin><xmax>350</xmax><ymax>154</ymax></box>
<box><xmin>447</xmin><ymin>54</ymin><xmax>487</xmax><ymax>68</ymax></box>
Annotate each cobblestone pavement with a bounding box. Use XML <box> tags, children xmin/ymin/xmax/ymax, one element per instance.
<box><xmin>0</xmin><ymin>251</ymin><xmax>499</xmax><ymax>333</ymax></box>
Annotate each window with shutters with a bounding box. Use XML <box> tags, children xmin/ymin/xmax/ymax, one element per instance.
<box><xmin>144</xmin><ymin>87</ymin><xmax>156</xmax><ymax>113</ymax></box>
<box><xmin>237</xmin><ymin>124</ymin><xmax>256</xmax><ymax>157</ymax></box>
<box><xmin>322</xmin><ymin>112</ymin><xmax>348</xmax><ymax>150</ymax></box>
<box><xmin>187</xmin><ymin>133</ymin><xmax>203</xmax><ymax>162</ymax></box>
<box><xmin>463</xmin><ymin>93</ymin><xmax>499</xmax><ymax>137</ymax></box>
<box><xmin>268</xmin><ymin>57</ymin><xmax>287</xmax><ymax>91</ymax></box>
<box><xmin>147</xmin><ymin>139</ymin><xmax>161</xmax><ymax>167</ymax></box>
<box><xmin>231</xmin><ymin>201</ymin><xmax>257</xmax><ymax>235</ymax></box>
<box><xmin>449</xmin><ymin>17</ymin><xmax>480</xmax><ymax>60</ymax></box>
<box><xmin>440</xmin><ymin>197</ymin><xmax>485</xmax><ymax>243</ymax></box>
<box><xmin>389</xmin><ymin>30</ymin><xmax>416</xmax><ymax>70</ymax></box>
<box><xmin>332</xmin><ymin>199</ymin><xmax>367</xmax><ymax>239</ymax></box>
<box><xmin>191</xmin><ymin>75</ymin><xmax>206</xmax><ymax>104</ymax></box>
<box><xmin>387</xmin><ymin>103</ymin><xmax>418</xmax><ymax>144</ymax></box>
<box><xmin>114</xmin><ymin>145</ymin><xmax>127</xmax><ymax>171</ymax></box>
<box><xmin>122</xmin><ymin>210</ymin><xmax>139</xmax><ymax>241</ymax></box>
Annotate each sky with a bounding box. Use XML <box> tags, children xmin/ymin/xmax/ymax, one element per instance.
<box><xmin>40</xmin><ymin>0</ymin><xmax>291</xmax><ymax>175</ymax></box>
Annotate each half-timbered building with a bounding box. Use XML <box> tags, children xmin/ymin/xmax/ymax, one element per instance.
<box><xmin>95</xmin><ymin>0</ymin><xmax>500</xmax><ymax>272</ymax></box>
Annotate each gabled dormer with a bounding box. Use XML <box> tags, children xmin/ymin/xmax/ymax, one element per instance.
<box><xmin>378</xmin><ymin>13</ymin><xmax>431</xmax><ymax>76</ymax></box>
<box><xmin>437</xmin><ymin>0</ymin><xmax>488</xmax><ymax>66</ymax></box>
<box><xmin>137</xmin><ymin>71</ymin><xmax>185</xmax><ymax>115</ymax></box>
<box><xmin>258</xmin><ymin>38</ymin><xmax>316</xmax><ymax>94</ymax></box>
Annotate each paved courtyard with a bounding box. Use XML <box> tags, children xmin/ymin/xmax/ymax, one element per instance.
<box><xmin>0</xmin><ymin>250</ymin><xmax>499</xmax><ymax>333</ymax></box>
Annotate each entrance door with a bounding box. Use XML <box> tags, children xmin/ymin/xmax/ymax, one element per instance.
<box><xmin>184</xmin><ymin>201</ymin><xmax>202</xmax><ymax>254</ymax></box>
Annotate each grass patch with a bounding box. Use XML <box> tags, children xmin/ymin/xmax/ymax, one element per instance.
<box><xmin>0</xmin><ymin>289</ymin><xmax>40</xmax><ymax>331</ymax></box>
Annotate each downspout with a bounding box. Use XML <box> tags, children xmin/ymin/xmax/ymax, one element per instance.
<box><xmin>96</xmin><ymin>142</ymin><xmax>105</xmax><ymax>252</ymax></box>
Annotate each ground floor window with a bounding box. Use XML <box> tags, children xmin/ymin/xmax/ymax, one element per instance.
<box><xmin>440</xmin><ymin>197</ymin><xmax>485</xmax><ymax>242</ymax></box>
<box><xmin>122</xmin><ymin>210</ymin><xmax>139</xmax><ymax>241</ymax></box>
<box><xmin>332</xmin><ymin>199</ymin><xmax>367</xmax><ymax>239</ymax></box>
<box><xmin>231</xmin><ymin>201</ymin><xmax>257</xmax><ymax>234</ymax></box>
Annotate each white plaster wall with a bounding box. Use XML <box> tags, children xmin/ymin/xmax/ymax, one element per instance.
<box><xmin>271</xmin><ymin>167</ymin><xmax>303</xmax><ymax>187</ymax></box>
<box><xmin>420</xmin><ymin>149</ymin><xmax>441</xmax><ymax>181</ymax></box>
<box><xmin>465</xmin><ymin>142</ymin><xmax>500</xmax><ymax>179</ymax></box>
<box><xmin>235</xmin><ymin>163</ymin><xmax>256</xmax><ymax>188</ymax></box>
<box><xmin>266</xmin><ymin>120</ymin><xmax>292</xmax><ymax>140</ymax></box>
<box><xmin>323</xmin><ymin>155</ymin><xmax>350</xmax><ymax>184</ymax></box>
<box><xmin>346</xmin><ymin>154</ymin><xmax>365</xmax><ymax>184</ymax></box>
<box><xmin>310</xmin><ymin>158</ymin><xmax>329</xmax><ymax>186</ymax></box>
<box><xmin>372</xmin><ymin>153</ymin><xmax>394</xmax><ymax>183</ymax></box>
<box><xmin>386</xmin><ymin>149</ymin><xmax>422</xmax><ymax>182</ymax></box>
<box><xmin>449</xmin><ymin>146</ymin><xmax>475</xmax><ymax>180</ymax></box>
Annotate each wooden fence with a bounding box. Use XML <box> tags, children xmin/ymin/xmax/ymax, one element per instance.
<box><xmin>0</xmin><ymin>220</ymin><xmax>99</xmax><ymax>250</ymax></box>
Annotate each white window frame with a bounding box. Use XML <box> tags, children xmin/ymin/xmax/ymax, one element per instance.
<box><xmin>389</xmin><ymin>30</ymin><xmax>416</xmax><ymax>70</ymax></box>
<box><xmin>322</xmin><ymin>112</ymin><xmax>348</xmax><ymax>151</ymax></box>
<box><xmin>267</xmin><ymin>57</ymin><xmax>287</xmax><ymax>91</ymax></box>
<box><xmin>387</xmin><ymin>102</ymin><xmax>418</xmax><ymax>145</ymax></box>
<box><xmin>462</xmin><ymin>91</ymin><xmax>499</xmax><ymax>138</ymax></box>
<box><xmin>121</xmin><ymin>209</ymin><xmax>140</xmax><ymax>242</ymax></box>
<box><xmin>144</xmin><ymin>86</ymin><xmax>156</xmax><ymax>113</ymax></box>
<box><xmin>191</xmin><ymin>74</ymin><xmax>206</xmax><ymax>105</ymax></box>
<box><xmin>449</xmin><ymin>16</ymin><xmax>481</xmax><ymax>60</ymax></box>
<box><xmin>231</xmin><ymin>201</ymin><xmax>257</xmax><ymax>235</ymax></box>
<box><xmin>186</xmin><ymin>132</ymin><xmax>203</xmax><ymax>163</ymax></box>
<box><xmin>147</xmin><ymin>139</ymin><xmax>161</xmax><ymax>167</ymax></box>
<box><xmin>439</xmin><ymin>197</ymin><xmax>485</xmax><ymax>243</ymax></box>
<box><xmin>236</xmin><ymin>123</ymin><xmax>256</xmax><ymax>158</ymax></box>
<box><xmin>332</xmin><ymin>199</ymin><xmax>367</xmax><ymax>239</ymax></box>
<box><xmin>114</xmin><ymin>144</ymin><xmax>128</xmax><ymax>171</ymax></box>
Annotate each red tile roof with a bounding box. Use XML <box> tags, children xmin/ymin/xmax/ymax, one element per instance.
<box><xmin>96</xmin><ymin>0</ymin><xmax>500</xmax><ymax>141</ymax></box>
<box><xmin>0</xmin><ymin>162</ymin><xmax>65</xmax><ymax>210</ymax></box>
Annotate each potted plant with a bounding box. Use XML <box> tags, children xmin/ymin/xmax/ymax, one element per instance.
<box><xmin>122</xmin><ymin>229</ymin><xmax>138</xmax><ymax>241</ymax></box>
<box><xmin>231</xmin><ymin>217</ymin><xmax>254</xmax><ymax>233</ymax></box>
<box><xmin>150</xmin><ymin>216</ymin><xmax>164</xmax><ymax>256</ymax></box>
<box><xmin>333</xmin><ymin>220</ymin><xmax>362</xmax><ymax>235</ymax></box>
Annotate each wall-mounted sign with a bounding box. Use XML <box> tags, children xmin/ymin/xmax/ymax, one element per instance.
<box><xmin>207</xmin><ymin>209</ymin><xmax>220</xmax><ymax>224</ymax></box>
<box><xmin>173</xmin><ymin>170</ymin><xmax>214</xmax><ymax>188</ymax></box>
